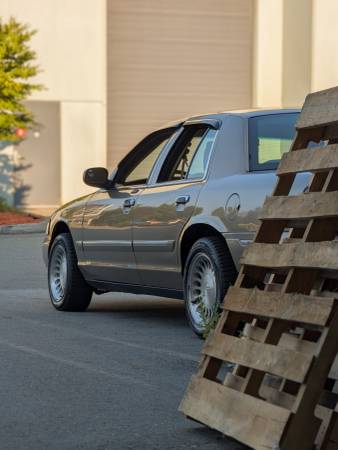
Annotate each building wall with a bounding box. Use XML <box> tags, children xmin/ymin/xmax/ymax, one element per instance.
<box><xmin>252</xmin><ymin>0</ymin><xmax>283</xmax><ymax>107</ymax></box>
<box><xmin>253</xmin><ymin>0</ymin><xmax>338</xmax><ymax>109</ymax></box>
<box><xmin>2</xmin><ymin>0</ymin><xmax>338</xmax><ymax>209</ymax></box>
<box><xmin>107</xmin><ymin>0</ymin><xmax>254</xmax><ymax>168</ymax></box>
<box><xmin>0</xmin><ymin>0</ymin><xmax>107</xmax><ymax>206</ymax></box>
<box><xmin>15</xmin><ymin>102</ymin><xmax>61</xmax><ymax>209</ymax></box>
<box><xmin>312</xmin><ymin>0</ymin><xmax>338</xmax><ymax>92</ymax></box>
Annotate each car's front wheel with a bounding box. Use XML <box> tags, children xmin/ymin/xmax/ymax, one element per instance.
<box><xmin>48</xmin><ymin>233</ymin><xmax>93</xmax><ymax>311</ymax></box>
<box><xmin>183</xmin><ymin>236</ymin><xmax>236</xmax><ymax>337</ymax></box>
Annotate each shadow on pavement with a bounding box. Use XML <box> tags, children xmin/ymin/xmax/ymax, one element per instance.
<box><xmin>87</xmin><ymin>295</ymin><xmax>186</xmax><ymax>321</ymax></box>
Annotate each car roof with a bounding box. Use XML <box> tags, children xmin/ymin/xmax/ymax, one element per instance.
<box><xmin>221</xmin><ymin>108</ymin><xmax>300</xmax><ymax>118</ymax></box>
<box><xmin>162</xmin><ymin>108</ymin><xmax>301</xmax><ymax>129</ymax></box>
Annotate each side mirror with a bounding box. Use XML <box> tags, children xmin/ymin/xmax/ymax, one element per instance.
<box><xmin>83</xmin><ymin>167</ymin><xmax>110</xmax><ymax>189</ymax></box>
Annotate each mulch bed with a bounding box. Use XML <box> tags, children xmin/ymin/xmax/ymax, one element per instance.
<box><xmin>0</xmin><ymin>212</ymin><xmax>44</xmax><ymax>225</ymax></box>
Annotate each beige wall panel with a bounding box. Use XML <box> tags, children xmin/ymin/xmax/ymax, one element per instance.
<box><xmin>0</xmin><ymin>0</ymin><xmax>106</xmax><ymax>102</ymax></box>
<box><xmin>312</xmin><ymin>0</ymin><xmax>338</xmax><ymax>92</ymax></box>
<box><xmin>14</xmin><ymin>101</ymin><xmax>61</xmax><ymax>208</ymax></box>
<box><xmin>282</xmin><ymin>0</ymin><xmax>312</xmax><ymax>107</ymax></box>
<box><xmin>107</xmin><ymin>0</ymin><xmax>253</xmax><ymax>167</ymax></box>
<box><xmin>252</xmin><ymin>0</ymin><xmax>283</xmax><ymax>107</ymax></box>
<box><xmin>61</xmin><ymin>103</ymin><xmax>106</xmax><ymax>203</ymax></box>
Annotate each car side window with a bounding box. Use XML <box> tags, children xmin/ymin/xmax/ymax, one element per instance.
<box><xmin>117</xmin><ymin>128</ymin><xmax>176</xmax><ymax>186</ymax></box>
<box><xmin>248</xmin><ymin>113</ymin><xmax>299</xmax><ymax>171</ymax></box>
<box><xmin>157</xmin><ymin>126</ymin><xmax>217</xmax><ymax>183</ymax></box>
<box><xmin>186</xmin><ymin>129</ymin><xmax>217</xmax><ymax>179</ymax></box>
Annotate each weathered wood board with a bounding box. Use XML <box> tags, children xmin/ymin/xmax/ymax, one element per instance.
<box><xmin>225</xmin><ymin>287</ymin><xmax>334</xmax><ymax>326</ymax></box>
<box><xmin>242</xmin><ymin>241</ymin><xmax>338</xmax><ymax>270</ymax></box>
<box><xmin>277</xmin><ymin>144</ymin><xmax>338</xmax><ymax>175</ymax></box>
<box><xmin>296</xmin><ymin>87</ymin><xmax>338</xmax><ymax>129</ymax></box>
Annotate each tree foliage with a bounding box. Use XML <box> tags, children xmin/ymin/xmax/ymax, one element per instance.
<box><xmin>0</xmin><ymin>17</ymin><xmax>43</xmax><ymax>142</ymax></box>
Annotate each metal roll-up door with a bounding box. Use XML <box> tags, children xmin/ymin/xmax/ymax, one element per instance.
<box><xmin>107</xmin><ymin>0</ymin><xmax>253</xmax><ymax>168</ymax></box>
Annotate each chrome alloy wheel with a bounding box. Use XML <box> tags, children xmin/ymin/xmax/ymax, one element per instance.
<box><xmin>49</xmin><ymin>245</ymin><xmax>68</xmax><ymax>303</ymax></box>
<box><xmin>187</xmin><ymin>253</ymin><xmax>218</xmax><ymax>330</ymax></box>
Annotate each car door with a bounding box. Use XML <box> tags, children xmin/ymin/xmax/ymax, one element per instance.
<box><xmin>80</xmin><ymin>127</ymin><xmax>177</xmax><ymax>285</ymax></box>
<box><xmin>133</xmin><ymin>122</ymin><xmax>219</xmax><ymax>290</ymax></box>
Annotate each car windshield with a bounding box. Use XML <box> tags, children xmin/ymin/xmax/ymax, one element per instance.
<box><xmin>249</xmin><ymin>113</ymin><xmax>300</xmax><ymax>171</ymax></box>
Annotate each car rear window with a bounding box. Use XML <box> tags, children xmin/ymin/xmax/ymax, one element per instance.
<box><xmin>248</xmin><ymin>113</ymin><xmax>299</xmax><ymax>171</ymax></box>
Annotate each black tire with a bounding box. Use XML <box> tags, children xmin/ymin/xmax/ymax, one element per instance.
<box><xmin>183</xmin><ymin>236</ymin><xmax>236</xmax><ymax>337</ymax></box>
<box><xmin>48</xmin><ymin>233</ymin><xmax>93</xmax><ymax>311</ymax></box>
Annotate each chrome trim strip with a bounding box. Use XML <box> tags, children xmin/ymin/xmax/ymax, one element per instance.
<box><xmin>83</xmin><ymin>240</ymin><xmax>132</xmax><ymax>250</ymax></box>
<box><xmin>222</xmin><ymin>232</ymin><xmax>255</xmax><ymax>240</ymax></box>
<box><xmin>133</xmin><ymin>240</ymin><xmax>175</xmax><ymax>252</ymax></box>
<box><xmin>78</xmin><ymin>261</ymin><xmax>137</xmax><ymax>269</ymax></box>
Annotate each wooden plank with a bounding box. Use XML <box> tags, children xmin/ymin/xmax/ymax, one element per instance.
<box><xmin>242</xmin><ymin>241</ymin><xmax>338</xmax><ymax>271</ymax></box>
<box><xmin>315</xmin><ymin>405</ymin><xmax>334</xmax><ymax>448</ymax></box>
<box><xmin>261</xmin><ymin>191</ymin><xmax>338</xmax><ymax>220</ymax></box>
<box><xmin>296</xmin><ymin>87</ymin><xmax>338</xmax><ymax>129</ymax></box>
<box><xmin>329</xmin><ymin>407</ymin><xmax>338</xmax><ymax>444</ymax></box>
<box><xmin>279</xmin><ymin>145</ymin><xmax>338</xmax><ymax>176</ymax></box>
<box><xmin>203</xmin><ymin>333</ymin><xmax>313</xmax><ymax>383</ymax></box>
<box><xmin>329</xmin><ymin>355</ymin><xmax>338</xmax><ymax>380</ymax></box>
<box><xmin>224</xmin><ymin>286</ymin><xmax>334</xmax><ymax>326</ymax></box>
<box><xmin>179</xmin><ymin>376</ymin><xmax>290</xmax><ymax>450</ymax></box>
<box><xmin>278</xmin><ymin>332</ymin><xmax>317</xmax><ymax>355</ymax></box>
<box><xmin>242</xmin><ymin>323</ymin><xmax>266</xmax><ymax>342</ymax></box>
<box><xmin>260</xmin><ymin>383</ymin><xmax>295</xmax><ymax>410</ymax></box>
<box><xmin>223</xmin><ymin>372</ymin><xmax>245</xmax><ymax>390</ymax></box>
<box><xmin>277</xmin><ymin>144</ymin><xmax>338</xmax><ymax>175</ymax></box>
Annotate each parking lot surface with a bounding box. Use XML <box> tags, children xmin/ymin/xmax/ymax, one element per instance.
<box><xmin>0</xmin><ymin>234</ymin><xmax>247</xmax><ymax>449</ymax></box>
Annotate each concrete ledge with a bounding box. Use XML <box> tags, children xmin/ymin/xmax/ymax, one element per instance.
<box><xmin>0</xmin><ymin>220</ymin><xmax>48</xmax><ymax>235</ymax></box>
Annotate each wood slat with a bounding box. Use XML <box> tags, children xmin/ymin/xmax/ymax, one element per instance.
<box><xmin>203</xmin><ymin>333</ymin><xmax>313</xmax><ymax>383</ymax></box>
<box><xmin>259</xmin><ymin>383</ymin><xmax>295</xmax><ymax>410</ymax></box>
<box><xmin>329</xmin><ymin>408</ymin><xmax>338</xmax><ymax>444</ymax></box>
<box><xmin>277</xmin><ymin>144</ymin><xmax>338</xmax><ymax>175</ymax></box>
<box><xmin>179</xmin><ymin>376</ymin><xmax>290</xmax><ymax>450</ymax></box>
<box><xmin>242</xmin><ymin>323</ymin><xmax>266</xmax><ymax>342</ymax></box>
<box><xmin>296</xmin><ymin>87</ymin><xmax>338</xmax><ymax>129</ymax></box>
<box><xmin>224</xmin><ymin>372</ymin><xmax>245</xmax><ymax>390</ymax></box>
<box><xmin>224</xmin><ymin>286</ymin><xmax>334</xmax><ymax>326</ymax></box>
<box><xmin>242</xmin><ymin>241</ymin><xmax>338</xmax><ymax>270</ymax></box>
<box><xmin>278</xmin><ymin>333</ymin><xmax>317</xmax><ymax>355</ymax></box>
<box><xmin>262</xmin><ymin>191</ymin><xmax>338</xmax><ymax>220</ymax></box>
<box><xmin>315</xmin><ymin>405</ymin><xmax>335</xmax><ymax>448</ymax></box>
<box><xmin>329</xmin><ymin>355</ymin><xmax>338</xmax><ymax>379</ymax></box>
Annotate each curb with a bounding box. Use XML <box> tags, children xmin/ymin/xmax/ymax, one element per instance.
<box><xmin>0</xmin><ymin>219</ymin><xmax>48</xmax><ymax>235</ymax></box>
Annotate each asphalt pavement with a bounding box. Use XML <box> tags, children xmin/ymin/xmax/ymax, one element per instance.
<box><xmin>0</xmin><ymin>233</ymin><xmax>247</xmax><ymax>450</ymax></box>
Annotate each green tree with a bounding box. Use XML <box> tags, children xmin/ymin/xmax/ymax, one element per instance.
<box><xmin>0</xmin><ymin>17</ymin><xmax>43</xmax><ymax>142</ymax></box>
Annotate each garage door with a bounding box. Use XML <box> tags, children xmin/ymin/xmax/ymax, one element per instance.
<box><xmin>107</xmin><ymin>0</ymin><xmax>253</xmax><ymax>168</ymax></box>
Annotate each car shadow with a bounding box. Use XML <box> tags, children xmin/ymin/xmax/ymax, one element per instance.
<box><xmin>87</xmin><ymin>294</ymin><xmax>186</xmax><ymax>322</ymax></box>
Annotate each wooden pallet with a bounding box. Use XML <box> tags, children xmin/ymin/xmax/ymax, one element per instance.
<box><xmin>314</xmin><ymin>357</ymin><xmax>338</xmax><ymax>449</ymax></box>
<box><xmin>180</xmin><ymin>86</ymin><xmax>338</xmax><ymax>450</ymax></box>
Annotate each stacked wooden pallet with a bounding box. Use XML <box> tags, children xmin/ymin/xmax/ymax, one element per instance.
<box><xmin>180</xmin><ymin>86</ymin><xmax>338</xmax><ymax>450</ymax></box>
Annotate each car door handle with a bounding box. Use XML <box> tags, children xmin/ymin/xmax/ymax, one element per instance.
<box><xmin>175</xmin><ymin>195</ymin><xmax>190</xmax><ymax>205</ymax></box>
<box><xmin>123</xmin><ymin>198</ymin><xmax>136</xmax><ymax>208</ymax></box>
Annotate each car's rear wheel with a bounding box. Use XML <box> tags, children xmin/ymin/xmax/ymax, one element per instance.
<box><xmin>183</xmin><ymin>236</ymin><xmax>236</xmax><ymax>337</ymax></box>
<box><xmin>48</xmin><ymin>233</ymin><xmax>93</xmax><ymax>311</ymax></box>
